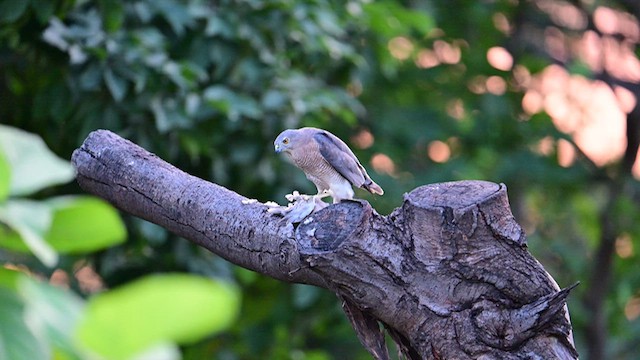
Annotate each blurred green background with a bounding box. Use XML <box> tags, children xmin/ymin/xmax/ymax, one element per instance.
<box><xmin>1</xmin><ymin>0</ymin><xmax>639</xmax><ymax>359</ymax></box>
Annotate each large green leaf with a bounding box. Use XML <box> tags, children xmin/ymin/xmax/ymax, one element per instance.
<box><xmin>76</xmin><ymin>274</ymin><xmax>240</xmax><ymax>359</ymax></box>
<box><xmin>0</xmin><ymin>196</ymin><xmax>126</xmax><ymax>260</ymax></box>
<box><xmin>0</xmin><ymin>287</ymin><xmax>47</xmax><ymax>360</ymax></box>
<box><xmin>0</xmin><ymin>199</ymin><xmax>58</xmax><ymax>267</ymax></box>
<box><xmin>19</xmin><ymin>273</ymin><xmax>86</xmax><ymax>360</ymax></box>
<box><xmin>0</xmin><ymin>125</ymin><xmax>75</xmax><ymax>197</ymax></box>
<box><xmin>0</xmin><ymin>268</ymin><xmax>86</xmax><ymax>360</ymax></box>
<box><xmin>45</xmin><ymin>196</ymin><xmax>127</xmax><ymax>253</ymax></box>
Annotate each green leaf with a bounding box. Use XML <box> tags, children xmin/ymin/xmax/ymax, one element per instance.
<box><xmin>0</xmin><ymin>269</ymin><xmax>85</xmax><ymax>360</ymax></box>
<box><xmin>0</xmin><ymin>218</ymin><xmax>30</xmax><ymax>253</ymax></box>
<box><xmin>104</xmin><ymin>68</ymin><xmax>128</xmax><ymax>102</ymax></box>
<box><xmin>0</xmin><ymin>196</ymin><xmax>126</xmax><ymax>257</ymax></box>
<box><xmin>204</xmin><ymin>16</ymin><xmax>233</xmax><ymax>38</ymax></box>
<box><xmin>76</xmin><ymin>274</ymin><xmax>240</xmax><ymax>359</ymax></box>
<box><xmin>0</xmin><ymin>268</ymin><xmax>21</xmax><ymax>289</ymax></box>
<box><xmin>0</xmin><ymin>150</ymin><xmax>10</xmax><ymax>202</ymax></box>
<box><xmin>363</xmin><ymin>1</ymin><xmax>434</xmax><ymax>38</ymax></box>
<box><xmin>150</xmin><ymin>97</ymin><xmax>191</xmax><ymax>133</ymax></box>
<box><xmin>19</xmin><ymin>274</ymin><xmax>85</xmax><ymax>359</ymax></box>
<box><xmin>45</xmin><ymin>196</ymin><xmax>127</xmax><ymax>253</ymax></box>
<box><xmin>0</xmin><ymin>199</ymin><xmax>58</xmax><ymax>267</ymax></box>
<box><xmin>0</xmin><ymin>0</ymin><xmax>29</xmax><ymax>23</ymax></box>
<box><xmin>0</xmin><ymin>286</ymin><xmax>48</xmax><ymax>360</ymax></box>
<box><xmin>203</xmin><ymin>85</ymin><xmax>262</xmax><ymax>121</ymax></box>
<box><xmin>162</xmin><ymin>61</ymin><xmax>207</xmax><ymax>89</ymax></box>
<box><xmin>0</xmin><ymin>125</ymin><xmax>75</xmax><ymax>197</ymax></box>
<box><xmin>152</xmin><ymin>0</ymin><xmax>193</xmax><ymax>36</ymax></box>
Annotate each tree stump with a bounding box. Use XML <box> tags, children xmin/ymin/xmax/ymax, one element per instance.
<box><xmin>297</xmin><ymin>182</ymin><xmax>577</xmax><ymax>359</ymax></box>
<box><xmin>72</xmin><ymin>130</ymin><xmax>578</xmax><ymax>359</ymax></box>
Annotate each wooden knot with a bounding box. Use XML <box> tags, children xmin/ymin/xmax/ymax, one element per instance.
<box><xmin>297</xmin><ymin>200</ymin><xmax>370</xmax><ymax>255</ymax></box>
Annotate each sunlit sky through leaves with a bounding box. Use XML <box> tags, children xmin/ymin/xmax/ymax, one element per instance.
<box><xmin>383</xmin><ymin>3</ymin><xmax>640</xmax><ymax>179</ymax></box>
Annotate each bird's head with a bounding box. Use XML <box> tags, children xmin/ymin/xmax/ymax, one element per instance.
<box><xmin>274</xmin><ymin>129</ymin><xmax>298</xmax><ymax>154</ymax></box>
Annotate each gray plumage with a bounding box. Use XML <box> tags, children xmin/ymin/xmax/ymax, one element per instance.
<box><xmin>274</xmin><ymin>127</ymin><xmax>384</xmax><ymax>203</ymax></box>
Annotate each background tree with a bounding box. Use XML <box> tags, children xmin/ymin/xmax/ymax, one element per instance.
<box><xmin>1</xmin><ymin>0</ymin><xmax>639</xmax><ymax>359</ymax></box>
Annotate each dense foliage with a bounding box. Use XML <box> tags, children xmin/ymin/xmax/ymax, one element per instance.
<box><xmin>1</xmin><ymin>0</ymin><xmax>639</xmax><ymax>359</ymax></box>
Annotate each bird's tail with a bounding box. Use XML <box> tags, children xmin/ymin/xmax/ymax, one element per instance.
<box><xmin>363</xmin><ymin>180</ymin><xmax>384</xmax><ymax>195</ymax></box>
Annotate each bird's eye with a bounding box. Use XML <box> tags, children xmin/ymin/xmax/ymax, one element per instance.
<box><xmin>282</xmin><ymin>138</ymin><xmax>289</xmax><ymax>144</ymax></box>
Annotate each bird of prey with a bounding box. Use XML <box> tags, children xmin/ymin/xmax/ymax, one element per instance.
<box><xmin>274</xmin><ymin>127</ymin><xmax>384</xmax><ymax>204</ymax></box>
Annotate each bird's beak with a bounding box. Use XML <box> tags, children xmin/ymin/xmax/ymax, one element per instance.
<box><xmin>274</xmin><ymin>144</ymin><xmax>281</xmax><ymax>153</ymax></box>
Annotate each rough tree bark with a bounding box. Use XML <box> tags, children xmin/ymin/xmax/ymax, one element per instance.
<box><xmin>71</xmin><ymin>130</ymin><xmax>578</xmax><ymax>359</ymax></box>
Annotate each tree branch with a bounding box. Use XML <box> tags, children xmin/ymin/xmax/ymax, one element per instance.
<box><xmin>71</xmin><ymin>129</ymin><xmax>326</xmax><ymax>287</ymax></box>
<box><xmin>72</xmin><ymin>130</ymin><xmax>578</xmax><ymax>359</ymax></box>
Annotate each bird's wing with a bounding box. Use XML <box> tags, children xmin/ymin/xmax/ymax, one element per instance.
<box><xmin>313</xmin><ymin>131</ymin><xmax>366</xmax><ymax>187</ymax></box>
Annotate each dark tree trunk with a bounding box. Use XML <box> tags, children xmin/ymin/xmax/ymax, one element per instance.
<box><xmin>72</xmin><ymin>130</ymin><xmax>578</xmax><ymax>359</ymax></box>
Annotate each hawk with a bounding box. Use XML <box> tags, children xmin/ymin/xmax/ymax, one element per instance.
<box><xmin>274</xmin><ymin>127</ymin><xmax>384</xmax><ymax>204</ymax></box>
